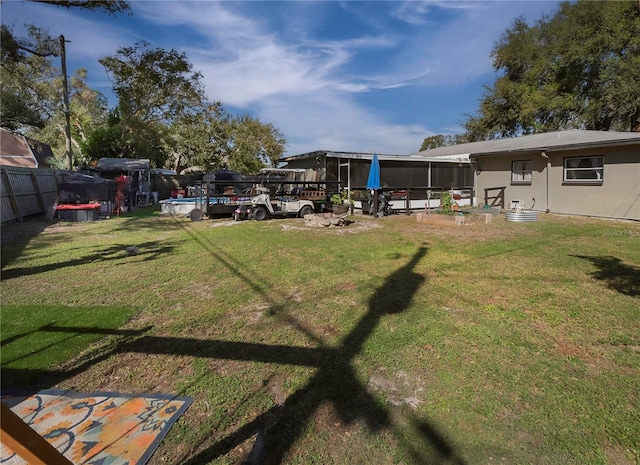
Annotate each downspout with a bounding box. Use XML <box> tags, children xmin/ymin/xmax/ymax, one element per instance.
<box><xmin>470</xmin><ymin>158</ymin><xmax>478</xmax><ymax>206</ymax></box>
<box><xmin>474</xmin><ymin>164</ymin><xmax>478</xmax><ymax>207</ymax></box>
<box><xmin>541</xmin><ymin>151</ymin><xmax>550</xmax><ymax>213</ymax></box>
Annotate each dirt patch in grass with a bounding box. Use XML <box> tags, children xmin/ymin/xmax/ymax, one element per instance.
<box><xmin>368</xmin><ymin>367</ymin><xmax>424</xmax><ymax>409</ymax></box>
<box><xmin>376</xmin><ymin>212</ymin><xmax>525</xmax><ymax>243</ymax></box>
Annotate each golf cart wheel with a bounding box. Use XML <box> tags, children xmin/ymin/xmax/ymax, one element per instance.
<box><xmin>234</xmin><ymin>212</ymin><xmax>240</xmax><ymax>221</ymax></box>
<box><xmin>252</xmin><ymin>206</ymin><xmax>268</xmax><ymax>221</ymax></box>
<box><xmin>299</xmin><ymin>205</ymin><xmax>314</xmax><ymax>218</ymax></box>
<box><xmin>190</xmin><ymin>208</ymin><xmax>204</xmax><ymax>221</ymax></box>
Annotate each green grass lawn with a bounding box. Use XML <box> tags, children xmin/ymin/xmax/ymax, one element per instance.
<box><xmin>1</xmin><ymin>209</ymin><xmax>639</xmax><ymax>464</ymax></box>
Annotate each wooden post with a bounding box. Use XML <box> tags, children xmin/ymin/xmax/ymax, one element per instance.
<box><xmin>1</xmin><ymin>167</ymin><xmax>22</xmax><ymax>222</ymax></box>
<box><xmin>59</xmin><ymin>35</ymin><xmax>73</xmax><ymax>171</ymax></box>
<box><xmin>405</xmin><ymin>188</ymin><xmax>411</xmax><ymax>215</ymax></box>
<box><xmin>31</xmin><ymin>171</ymin><xmax>45</xmax><ymax>213</ymax></box>
<box><xmin>1</xmin><ymin>402</ymin><xmax>73</xmax><ymax>465</ymax></box>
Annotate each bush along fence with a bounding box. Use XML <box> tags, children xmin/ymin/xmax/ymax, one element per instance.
<box><xmin>1</xmin><ymin>166</ymin><xmax>58</xmax><ymax>224</ymax></box>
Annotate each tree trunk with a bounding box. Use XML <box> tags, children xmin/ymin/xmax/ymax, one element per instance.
<box><xmin>631</xmin><ymin>110</ymin><xmax>640</xmax><ymax>132</ymax></box>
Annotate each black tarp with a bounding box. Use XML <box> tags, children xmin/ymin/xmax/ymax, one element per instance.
<box><xmin>58</xmin><ymin>172</ymin><xmax>115</xmax><ymax>204</ymax></box>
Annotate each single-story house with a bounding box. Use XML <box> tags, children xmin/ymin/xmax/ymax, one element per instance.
<box><xmin>413</xmin><ymin>130</ymin><xmax>640</xmax><ymax>220</ymax></box>
<box><xmin>280</xmin><ymin>150</ymin><xmax>474</xmax><ymax>209</ymax></box>
<box><xmin>0</xmin><ymin>128</ymin><xmax>56</xmax><ymax>168</ymax></box>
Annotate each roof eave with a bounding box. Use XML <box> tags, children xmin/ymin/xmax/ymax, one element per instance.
<box><xmin>282</xmin><ymin>151</ymin><xmax>470</xmax><ymax>164</ymax></box>
<box><xmin>470</xmin><ymin>138</ymin><xmax>640</xmax><ymax>158</ymax></box>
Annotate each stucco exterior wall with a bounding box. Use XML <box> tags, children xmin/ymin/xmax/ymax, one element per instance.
<box><xmin>548</xmin><ymin>146</ymin><xmax>639</xmax><ymax>220</ymax></box>
<box><xmin>474</xmin><ymin>154</ymin><xmax>547</xmax><ymax>210</ymax></box>
<box><xmin>473</xmin><ymin>145</ymin><xmax>640</xmax><ymax>220</ymax></box>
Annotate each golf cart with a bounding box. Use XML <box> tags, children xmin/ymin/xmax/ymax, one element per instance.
<box><xmin>233</xmin><ymin>168</ymin><xmax>320</xmax><ymax>221</ymax></box>
<box><xmin>235</xmin><ymin>192</ymin><xmax>315</xmax><ymax>221</ymax></box>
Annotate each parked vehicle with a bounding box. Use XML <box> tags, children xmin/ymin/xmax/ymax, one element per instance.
<box><xmin>236</xmin><ymin>193</ymin><xmax>315</xmax><ymax>221</ymax></box>
<box><xmin>233</xmin><ymin>204</ymin><xmax>252</xmax><ymax>221</ymax></box>
<box><xmin>368</xmin><ymin>190</ymin><xmax>395</xmax><ymax>217</ymax></box>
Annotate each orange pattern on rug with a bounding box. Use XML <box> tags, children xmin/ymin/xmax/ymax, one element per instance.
<box><xmin>1</xmin><ymin>389</ymin><xmax>192</xmax><ymax>465</ymax></box>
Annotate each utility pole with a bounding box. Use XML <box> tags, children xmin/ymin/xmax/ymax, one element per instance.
<box><xmin>59</xmin><ymin>35</ymin><xmax>72</xmax><ymax>171</ymax></box>
<box><xmin>15</xmin><ymin>35</ymin><xmax>73</xmax><ymax>168</ymax></box>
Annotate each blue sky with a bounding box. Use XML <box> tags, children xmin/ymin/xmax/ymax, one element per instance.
<box><xmin>2</xmin><ymin>1</ymin><xmax>560</xmax><ymax>156</ymax></box>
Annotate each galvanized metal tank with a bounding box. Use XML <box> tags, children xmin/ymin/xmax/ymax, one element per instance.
<box><xmin>505</xmin><ymin>210</ymin><xmax>538</xmax><ymax>222</ymax></box>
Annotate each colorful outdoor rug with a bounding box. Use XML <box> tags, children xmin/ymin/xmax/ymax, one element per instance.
<box><xmin>1</xmin><ymin>389</ymin><xmax>193</xmax><ymax>465</ymax></box>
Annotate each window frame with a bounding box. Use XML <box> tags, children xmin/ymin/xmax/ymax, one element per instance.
<box><xmin>511</xmin><ymin>159</ymin><xmax>532</xmax><ymax>185</ymax></box>
<box><xmin>563</xmin><ymin>155</ymin><xmax>604</xmax><ymax>184</ymax></box>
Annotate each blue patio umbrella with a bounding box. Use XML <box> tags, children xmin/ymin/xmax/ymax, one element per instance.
<box><xmin>366</xmin><ymin>153</ymin><xmax>381</xmax><ymax>190</ymax></box>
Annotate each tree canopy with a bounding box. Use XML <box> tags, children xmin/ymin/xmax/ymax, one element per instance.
<box><xmin>0</xmin><ymin>25</ymin><xmax>59</xmax><ymax>131</ymax></box>
<box><xmin>97</xmin><ymin>42</ymin><xmax>207</xmax><ymax>166</ymax></box>
<box><xmin>94</xmin><ymin>42</ymin><xmax>286</xmax><ymax>172</ymax></box>
<box><xmin>2</xmin><ymin>21</ymin><xmax>286</xmax><ymax>172</ymax></box>
<box><xmin>464</xmin><ymin>0</ymin><xmax>640</xmax><ymax>140</ymax></box>
<box><xmin>29</xmin><ymin>0</ymin><xmax>130</xmax><ymax>15</ymax></box>
<box><xmin>1</xmin><ymin>25</ymin><xmax>108</xmax><ymax>167</ymax></box>
<box><xmin>1</xmin><ymin>1</ymin><xmax>130</xmax><ymax>167</ymax></box>
<box><xmin>419</xmin><ymin>134</ymin><xmax>468</xmax><ymax>151</ymax></box>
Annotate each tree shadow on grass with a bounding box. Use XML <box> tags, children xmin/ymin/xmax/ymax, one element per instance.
<box><xmin>127</xmin><ymin>245</ymin><xmax>463</xmax><ymax>464</ymax></box>
<box><xmin>1</xmin><ymin>323</ymin><xmax>153</xmax><ymax>393</ymax></box>
<box><xmin>571</xmin><ymin>255</ymin><xmax>640</xmax><ymax>297</ymax></box>
<box><xmin>0</xmin><ymin>218</ymin><xmax>52</xmax><ymax>269</ymax></box>
<box><xmin>4</xmin><ymin>216</ymin><xmax>468</xmax><ymax>463</ymax></box>
<box><xmin>146</xmin><ymin>222</ymin><xmax>467</xmax><ymax>463</ymax></box>
<box><xmin>0</xmin><ymin>240</ymin><xmax>177</xmax><ymax>280</ymax></box>
<box><xmin>2</xmin><ymin>245</ymin><xmax>467</xmax><ymax>464</ymax></box>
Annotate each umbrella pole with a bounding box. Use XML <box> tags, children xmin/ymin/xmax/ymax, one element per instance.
<box><xmin>373</xmin><ymin>190</ymin><xmax>379</xmax><ymax>217</ymax></box>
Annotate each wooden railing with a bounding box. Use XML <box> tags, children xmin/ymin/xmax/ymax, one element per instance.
<box><xmin>352</xmin><ymin>187</ymin><xmax>474</xmax><ymax>215</ymax></box>
<box><xmin>484</xmin><ymin>186</ymin><xmax>505</xmax><ymax>208</ymax></box>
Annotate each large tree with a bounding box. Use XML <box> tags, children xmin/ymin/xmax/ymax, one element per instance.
<box><xmin>1</xmin><ymin>1</ymin><xmax>130</xmax><ymax>167</ymax></box>
<box><xmin>223</xmin><ymin>115</ymin><xmax>286</xmax><ymax>173</ymax></box>
<box><xmin>419</xmin><ymin>134</ymin><xmax>468</xmax><ymax>151</ymax></box>
<box><xmin>0</xmin><ymin>25</ymin><xmax>59</xmax><ymax>131</ymax></box>
<box><xmin>165</xmin><ymin>105</ymin><xmax>286</xmax><ymax>174</ymax></box>
<box><xmin>98</xmin><ymin>42</ymin><xmax>208</xmax><ymax>166</ymax></box>
<box><xmin>166</xmin><ymin>102</ymin><xmax>231</xmax><ymax>173</ymax></box>
<box><xmin>1</xmin><ymin>25</ymin><xmax>108</xmax><ymax>167</ymax></box>
<box><xmin>29</xmin><ymin>68</ymin><xmax>109</xmax><ymax>167</ymax></box>
<box><xmin>464</xmin><ymin>0</ymin><xmax>640</xmax><ymax>140</ymax></box>
<box><xmin>98</xmin><ymin>42</ymin><xmax>286</xmax><ymax>173</ymax></box>
<box><xmin>1</xmin><ymin>1</ymin><xmax>130</xmax><ymax>131</ymax></box>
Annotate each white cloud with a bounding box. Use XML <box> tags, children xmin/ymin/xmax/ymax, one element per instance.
<box><xmin>392</xmin><ymin>1</ymin><xmax>482</xmax><ymax>25</ymax></box>
<box><xmin>392</xmin><ymin>1</ymin><xmax>433</xmax><ymax>25</ymax></box>
<box><xmin>256</xmin><ymin>92</ymin><xmax>430</xmax><ymax>156</ymax></box>
<box><xmin>2</xmin><ymin>0</ymin><xmax>560</xmax><ymax>158</ymax></box>
<box><xmin>131</xmin><ymin>2</ymin><xmax>435</xmax><ymax>154</ymax></box>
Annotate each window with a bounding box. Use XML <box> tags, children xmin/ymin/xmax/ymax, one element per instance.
<box><xmin>511</xmin><ymin>160</ymin><xmax>532</xmax><ymax>184</ymax></box>
<box><xmin>564</xmin><ymin>156</ymin><xmax>603</xmax><ymax>182</ymax></box>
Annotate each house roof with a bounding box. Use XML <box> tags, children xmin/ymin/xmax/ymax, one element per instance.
<box><xmin>412</xmin><ymin>129</ymin><xmax>640</xmax><ymax>158</ymax></box>
<box><xmin>0</xmin><ymin>128</ymin><xmax>55</xmax><ymax>168</ymax></box>
<box><xmin>95</xmin><ymin>158</ymin><xmax>150</xmax><ymax>171</ymax></box>
<box><xmin>282</xmin><ymin>150</ymin><xmax>469</xmax><ymax>164</ymax></box>
<box><xmin>25</xmin><ymin>136</ymin><xmax>56</xmax><ymax>167</ymax></box>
